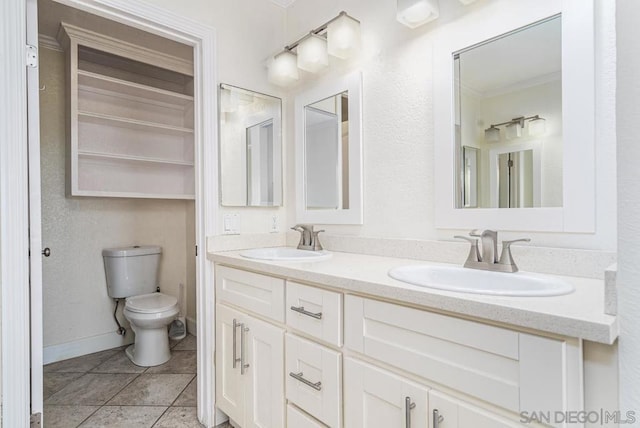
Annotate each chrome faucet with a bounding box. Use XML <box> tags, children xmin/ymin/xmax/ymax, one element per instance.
<box><xmin>455</xmin><ymin>230</ymin><xmax>530</xmax><ymax>273</ymax></box>
<box><xmin>291</xmin><ymin>224</ymin><xmax>325</xmax><ymax>251</ymax></box>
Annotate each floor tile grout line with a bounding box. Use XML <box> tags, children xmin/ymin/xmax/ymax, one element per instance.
<box><xmin>73</xmin><ymin>404</ymin><xmax>102</xmax><ymax>428</ymax></box>
<box><xmin>168</xmin><ymin>373</ymin><xmax>197</xmax><ymax>408</ymax></box>
<box><xmin>102</xmin><ymin>371</ymin><xmax>143</xmax><ymax>406</ymax></box>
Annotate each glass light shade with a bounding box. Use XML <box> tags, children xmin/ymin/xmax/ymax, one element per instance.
<box><xmin>267</xmin><ymin>51</ymin><xmax>299</xmax><ymax>86</ymax></box>
<box><xmin>484</xmin><ymin>126</ymin><xmax>500</xmax><ymax>143</ymax></box>
<box><xmin>327</xmin><ymin>13</ymin><xmax>361</xmax><ymax>59</ymax></box>
<box><xmin>505</xmin><ymin>122</ymin><xmax>522</xmax><ymax>140</ymax></box>
<box><xmin>297</xmin><ymin>34</ymin><xmax>329</xmax><ymax>73</ymax></box>
<box><xmin>528</xmin><ymin>117</ymin><xmax>546</xmax><ymax>136</ymax></box>
<box><xmin>397</xmin><ymin>0</ymin><xmax>439</xmax><ymax>29</ymax></box>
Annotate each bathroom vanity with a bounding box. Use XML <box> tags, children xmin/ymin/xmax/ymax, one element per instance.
<box><xmin>210</xmin><ymin>249</ymin><xmax>617</xmax><ymax>428</ymax></box>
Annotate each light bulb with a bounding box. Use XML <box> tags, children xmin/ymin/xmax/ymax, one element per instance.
<box><xmin>297</xmin><ymin>34</ymin><xmax>329</xmax><ymax>73</ymax></box>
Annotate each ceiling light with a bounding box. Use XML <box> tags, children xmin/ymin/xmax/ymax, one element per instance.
<box><xmin>297</xmin><ymin>34</ymin><xmax>329</xmax><ymax>73</ymax></box>
<box><xmin>267</xmin><ymin>50</ymin><xmax>299</xmax><ymax>86</ymax></box>
<box><xmin>327</xmin><ymin>12</ymin><xmax>361</xmax><ymax>59</ymax></box>
<box><xmin>397</xmin><ymin>0</ymin><xmax>440</xmax><ymax>28</ymax></box>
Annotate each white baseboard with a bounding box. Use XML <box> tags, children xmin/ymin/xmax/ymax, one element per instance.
<box><xmin>43</xmin><ymin>331</ymin><xmax>134</xmax><ymax>365</ymax></box>
<box><xmin>186</xmin><ymin>316</ymin><xmax>197</xmax><ymax>336</ymax></box>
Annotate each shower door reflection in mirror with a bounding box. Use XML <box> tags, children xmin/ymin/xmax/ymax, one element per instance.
<box><xmin>304</xmin><ymin>92</ymin><xmax>349</xmax><ymax>210</ymax></box>
<box><xmin>219</xmin><ymin>84</ymin><xmax>282</xmax><ymax>206</ymax></box>
<box><xmin>454</xmin><ymin>15</ymin><xmax>562</xmax><ymax>209</ymax></box>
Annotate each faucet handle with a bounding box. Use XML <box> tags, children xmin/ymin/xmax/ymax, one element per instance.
<box><xmin>498</xmin><ymin>238</ymin><xmax>531</xmax><ymax>269</ymax></box>
<box><xmin>312</xmin><ymin>230</ymin><xmax>325</xmax><ymax>251</ymax></box>
<box><xmin>454</xmin><ymin>235</ymin><xmax>481</xmax><ymax>263</ymax></box>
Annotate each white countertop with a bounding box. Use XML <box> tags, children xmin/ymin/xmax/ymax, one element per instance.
<box><xmin>208</xmin><ymin>249</ymin><xmax>618</xmax><ymax>344</ymax></box>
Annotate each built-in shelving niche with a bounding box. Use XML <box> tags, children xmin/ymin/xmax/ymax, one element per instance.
<box><xmin>58</xmin><ymin>24</ymin><xmax>195</xmax><ymax>199</ymax></box>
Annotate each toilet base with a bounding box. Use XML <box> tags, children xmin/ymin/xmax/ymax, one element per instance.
<box><xmin>125</xmin><ymin>328</ymin><xmax>172</xmax><ymax>367</ymax></box>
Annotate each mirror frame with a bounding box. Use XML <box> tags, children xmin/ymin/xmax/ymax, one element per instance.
<box><xmin>295</xmin><ymin>71</ymin><xmax>363</xmax><ymax>224</ymax></box>
<box><xmin>434</xmin><ymin>0</ymin><xmax>595</xmax><ymax>232</ymax></box>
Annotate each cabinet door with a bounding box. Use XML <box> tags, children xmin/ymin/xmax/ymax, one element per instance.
<box><xmin>215</xmin><ymin>304</ymin><xmax>245</xmax><ymax>426</ymax></box>
<box><xmin>244</xmin><ymin>314</ymin><xmax>285</xmax><ymax>428</ymax></box>
<box><xmin>428</xmin><ymin>391</ymin><xmax>521</xmax><ymax>428</ymax></box>
<box><xmin>344</xmin><ymin>358</ymin><xmax>429</xmax><ymax>428</ymax></box>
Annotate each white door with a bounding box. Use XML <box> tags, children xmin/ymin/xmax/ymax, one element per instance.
<box><xmin>344</xmin><ymin>358</ymin><xmax>429</xmax><ymax>428</ymax></box>
<box><xmin>244</xmin><ymin>314</ymin><xmax>284</xmax><ymax>428</ymax></box>
<box><xmin>215</xmin><ymin>304</ymin><xmax>245</xmax><ymax>426</ymax></box>
<box><xmin>26</xmin><ymin>0</ymin><xmax>44</xmax><ymax>418</ymax></box>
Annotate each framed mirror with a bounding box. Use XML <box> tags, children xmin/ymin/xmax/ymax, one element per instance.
<box><xmin>434</xmin><ymin>1</ymin><xmax>595</xmax><ymax>232</ymax></box>
<box><xmin>295</xmin><ymin>72</ymin><xmax>363</xmax><ymax>224</ymax></box>
<box><xmin>219</xmin><ymin>84</ymin><xmax>282</xmax><ymax>207</ymax></box>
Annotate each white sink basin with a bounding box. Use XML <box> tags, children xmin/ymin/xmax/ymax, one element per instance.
<box><xmin>240</xmin><ymin>247</ymin><xmax>332</xmax><ymax>262</ymax></box>
<box><xmin>388</xmin><ymin>265</ymin><xmax>574</xmax><ymax>297</ymax></box>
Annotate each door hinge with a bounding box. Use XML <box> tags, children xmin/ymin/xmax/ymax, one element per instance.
<box><xmin>30</xmin><ymin>412</ymin><xmax>42</xmax><ymax>427</ymax></box>
<box><xmin>26</xmin><ymin>44</ymin><xmax>38</xmax><ymax>68</ymax></box>
<box><xmin>195</xmin><ymin>245</ymin><xmax>198</xmax><ymax>257</ymax></box>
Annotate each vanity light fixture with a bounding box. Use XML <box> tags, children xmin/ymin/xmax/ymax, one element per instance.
<box><xmin>267</xmin><ymin>11</ymin><xmax>361</xmax><ymax>87</ymax></box>
<box><xmin>484</xmin><ymin>115</ymin><xmax>545</xmax><ymax>142</ymax></box>
<box><xmin>396</xmin><ymin>0</ymin><xmax>440</xmax><ymax>29</ymax></box>
<box><xmin>267</xmin><ymin>51</ymin><xmax>299</xmax><ymax>86</ymax></box>
<box><xmin>297</xmin><ymin>33</ymin><xmax>329</xmax><ymax>72</ymax></box>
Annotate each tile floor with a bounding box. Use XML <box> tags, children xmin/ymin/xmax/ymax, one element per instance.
<box><xmin>43</xmin><ymin>334</ymin><xmax>213</xmax><ymax>428</ymax></box>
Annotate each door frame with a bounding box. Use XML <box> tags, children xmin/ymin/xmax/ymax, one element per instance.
<box><xmin>1</xmin><ymin>0</ymin><xmax>219</xmax><ymax>426</ymax></box>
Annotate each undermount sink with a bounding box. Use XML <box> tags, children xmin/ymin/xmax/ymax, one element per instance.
<box><xmin>388</xmin><ymin>265</ymin><xmax>574</xmax><ymax>297</ymax></box>
<box><xmin>240</xmin><ymin>247</ymin><xmax>332</xmax><ymax>262</ymax></box>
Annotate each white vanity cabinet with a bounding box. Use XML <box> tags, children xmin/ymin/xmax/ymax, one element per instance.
<box><xmin>214</xmin><ymin>263</ymin><xmax>585</xmax><ymax>428</ymax></box>
<box><xmin>344</xmin><ymin>358</ymin><xmax>429</xmax><ymax>428</ymax></box>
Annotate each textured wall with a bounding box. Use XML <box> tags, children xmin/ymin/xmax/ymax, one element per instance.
<box><xmin>617</xmin><ymin>0</ymin><xmax>640</xmax><ymax>414</ymax></box>
<box><xmin>39</xmin><ymin>48</ymin><xmax>193</xmax><ymax>349</ymax></box>
<box><xmin>284</xmin><ymin>0</ymin><xmax>617</xmax><ymax>250</ymax></box>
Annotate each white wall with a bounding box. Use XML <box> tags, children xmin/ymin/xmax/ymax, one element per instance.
<box><xmin>39</xmin><ymin>47</ymin><xmax>194</xmax><ymax>354</ymax></box>
<box><xmin>284</xmin><ymin>0</ymin><xmax>617</xmax><ymax>251</ymax></box>
<box><xmin>616</xmin><ymin>0</ymin><xmax>640</xmax><ymax>415</ymax></box>
<box><xmin>141</xmin><ymin>0</ymin><xmax>289</xmax><ymax>235</ymax></box>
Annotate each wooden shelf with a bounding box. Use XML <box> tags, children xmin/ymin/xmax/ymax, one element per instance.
<box><xmin>78</xmin><ymin>111</ymin><xmax>194</xmax><ymax>136</ymax></box>
<box><xmin>78</xmin><ymin>150</ymin><xmax>194</xmax><ymax>166</ymax></box>
<box><xmin>78</xmin><ymin>70</ymin><xmax>193</xmax><ymax>106</ymax></box>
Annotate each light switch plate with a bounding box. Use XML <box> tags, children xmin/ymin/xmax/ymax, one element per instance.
<box><xmin>270</xmin><ymin>215</ymin><xmax>279</xmax><ymax>233</ymax></box>
<box><xmin>223</xmin><ymin>212</ymin><xmax>240</xmax><ymax>235</ymax></box>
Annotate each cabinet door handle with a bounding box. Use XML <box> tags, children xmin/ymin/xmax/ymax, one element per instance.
<box><xmin>405</xmin><ymin>397</ymin><xmax>416</xmax><ymax>428</ymax></box>
<box><xmin>240</xmin><ymin>325</ymin><xmax>250</xmax><ymax>375</ymax></box>
<box><xmin>289</xmin><ymin>371</ymin><xmax>322</xmax><ymax>391</ymax></box>
<box><xmin>232</xmin><ymin>319</ymin><xmax>241</xmax><ymax>369</ymax></box>
<box><xmin>290</xmin><ymin>305</ymin><xmax>322</xmax><ymax>320</ymax></box>
<box><xmin>433</xmin><ymin>409</ymin><xmax>444</xmax><ymax>428</ymax></box>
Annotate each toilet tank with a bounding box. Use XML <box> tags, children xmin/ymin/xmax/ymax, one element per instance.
<box><xmin>102</xmin><ymin>245</ymin><xmax>161</xmax><ymax>298</ymax></box>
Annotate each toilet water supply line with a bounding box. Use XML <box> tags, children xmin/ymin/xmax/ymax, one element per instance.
<box><xmin>113</xmin><ymin>299</ymin><xmax>126</xmax><ymax>336</ymax></box>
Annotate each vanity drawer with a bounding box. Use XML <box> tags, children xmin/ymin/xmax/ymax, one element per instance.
<box><xmin>344</xmin><ymin>295</ymin><xmax>582</xmax><ymax>420</ymax></box>
<box><xmin>215</xmin><ymin>265</ymin><xmax>285</xmax><ymax>322</ymax></box>
<box><xmin>286</xmin><ymin>281</ymin><xmax>342</xmax><ymax>346</ymax></box>
<box><xmin>285</xmin><ymin>333</ymin><xmax>342</xmax><ymax>428</ymax></box>
<box><xmin>287</xmin><ymin>404</ymin><xmax>328</xmax><ymax>428</ymax></box>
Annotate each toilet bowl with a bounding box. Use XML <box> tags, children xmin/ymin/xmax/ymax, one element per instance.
<box><xmin>123</xmin><ymin>292</ymin><xmax>179</xmax><ymax>366</ymax></box>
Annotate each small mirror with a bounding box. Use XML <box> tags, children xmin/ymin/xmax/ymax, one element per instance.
<box><xmin>304</xmin><ymin>92</ymin><xmax>349</xmax><ymax>210</ymax></box>
<box><xmin>454</xmin><ymin>15</ymin><xmax>561</xmax><ymax>209</ymax></box>
<box><xmin>219</xmin><ymin>84</ymin><xmax>282</xmax><ymax>207</ymax></box>
<box><xmin>295</xmin><ymin>72</ymin><xmax>362</xmax><ymax>224</ymax></box>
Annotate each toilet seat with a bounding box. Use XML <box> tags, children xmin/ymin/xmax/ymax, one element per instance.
<box><xmin>125</xmin><ymin>292</ymin><xmax>177</xmax><ymax>314</ymax></box>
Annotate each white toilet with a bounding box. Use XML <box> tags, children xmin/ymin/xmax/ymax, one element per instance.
<box><xmin>102</xmin><ymin>245</ymin><xmax>178</xmax><ymax>367</ymax></box>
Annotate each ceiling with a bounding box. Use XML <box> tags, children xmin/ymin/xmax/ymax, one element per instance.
<box><xmin>38</xmin><ymin>0</ymin><xmax>192</xmax><ymax>61</ymax></box>
<box><xmin>270</xmin><ymin>0</ymin><xmax>298</xmax><ymax>8</ymax></box>
<box><xmin>457</xmin><ymin>16</ymin><xmax>562</xmax><ymax>96</ymax></box>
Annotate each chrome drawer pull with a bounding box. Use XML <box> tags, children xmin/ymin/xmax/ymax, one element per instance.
<box><xmin>290</xmin><ymin>305</ymin><xmax>322</xmax><ymax>320</ymax></box>
<box><xmin>405</xmin><ymin>397</ymin><xmax>416</xmax><ymax>428</ymax></box>
<box><xmin>433</xmin><ymin>409</ymin><xmax>444</xmax><ymax>428</ymax></box>
<box><xmin>232</xmin><ymin>319</ymin><xmax>241</xmax><ymax>369</ymax></box>
<box><xmin>289</xmin><ymin>371</ymin><xmax>322</xmax><ymax>391</ymax></box>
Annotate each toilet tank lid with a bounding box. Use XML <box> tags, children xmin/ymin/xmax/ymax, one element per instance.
<box><xmin>102</xmin><ymin>245</ymin><xmax>162</xmax><ymax>257</ymax></box>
